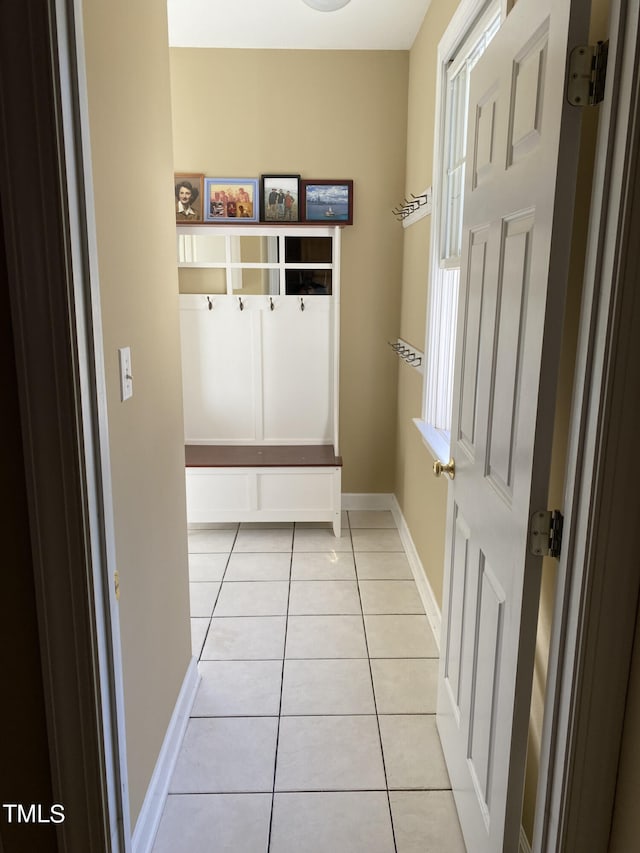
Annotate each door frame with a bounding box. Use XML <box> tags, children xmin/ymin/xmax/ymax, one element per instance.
<box><xmin>535</xmin><ymin>0</ymin><xmax>640</xmax><ymax>849</ymax></box>
<box><xmin>0</xmin><ymin>0</ymin><xmax>131</xmax><ymax>849</ymax></box>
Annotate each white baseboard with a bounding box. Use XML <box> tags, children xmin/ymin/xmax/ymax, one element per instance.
<box><xmin>390</xmin><ymin>495</ymin><xmax>441</xmax><ymax>648</ymax></box>
<box><xmin>341</xmin><ymin>493</ymin><xmax>394</xmax><ymax>510</ymax></box>
<box><xmin>342</xmin><ymin>492</ymin><xmax>441</xmax><ymax>645</ymax></box>
<box><xmin>132</xmin><ymin>656</ymin><xmax>200</xmax><ymax>853</ymax></box>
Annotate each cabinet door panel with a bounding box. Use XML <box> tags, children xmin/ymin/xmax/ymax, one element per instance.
<box><xmin>180</xmin><ymin>296</ymin><xmax>259</xmax><ymax>441</ymax></box>
<box><xmin>261</xmin><ymin>298</ymin><xmax>332</xmax><ymax>442</ymax></box>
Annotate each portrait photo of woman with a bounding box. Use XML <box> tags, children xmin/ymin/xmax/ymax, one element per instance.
<box><xmin>174</xmin><ymin>173</ymin><xmax>204</xmax><ymax>223</ymax></box>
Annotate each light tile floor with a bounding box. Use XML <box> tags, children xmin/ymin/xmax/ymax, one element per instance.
<box><xmin>152</xmin><ymin>510</ymin><xmax>466</xmax><ymax>853</ymax></box>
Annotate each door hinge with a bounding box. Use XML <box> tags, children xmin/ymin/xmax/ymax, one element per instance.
<box><xmin>529</xmin><ymin>510</ymin><xmax>564</xmax><ymax>559</ymax></box>
<box><xmin>567</xmin><ymin>41</ymin><xmax>608</xmax><ymax>107</ymax></box>
<box><xmin>114</xmin><ymin>570</ymin><xmax>121</xmax><ymax>601</ymax></box>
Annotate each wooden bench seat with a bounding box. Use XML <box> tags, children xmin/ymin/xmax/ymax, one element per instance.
<box><xmin>185</xmin><ymin>444</ymin><xmax>342</xmax><ymax>469</ymax></box>
<box><xmin>184</xmin><ymin>444</ymin><xmax>343</xmax><ymax>535</ymax></box>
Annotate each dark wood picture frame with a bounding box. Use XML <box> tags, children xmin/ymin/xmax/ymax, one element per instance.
<box><xmin>301</xmin><ymin>179</ymin><xmax>353</xmax><ymax>225</ymax></box>
<box><xmin>260</xmin><ymin>174</ymin><xmax>301</xmax><ymax>222</ymax></box>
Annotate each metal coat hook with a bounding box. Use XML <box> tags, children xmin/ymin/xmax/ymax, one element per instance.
<box><xmin>392</xmin><ymin>190</ymin><xmax>431</xmax><ymax>222</ymax></box>
<box><xmin>389</xmin><ymin>338</ymin><xmax>424</xmax><ymax>372</ymax></box>
<box><xmin>269</xmin><ymin>297</ymin><xmax>275</xmax><ymax>311</ymax></box>
<box><xmin>206</xmin><ymin>296</ymin><xmax>213</xmax><ymax>311</ymax></box>
<box><xmin>300</xmin><ymin>297</ymin><xmax>305</xmax><ymax>312</ymax></box>
<box><xmin>238</xmin><ymin>297</ymin><xmax>244</xmax><ymax>311</ymax></box>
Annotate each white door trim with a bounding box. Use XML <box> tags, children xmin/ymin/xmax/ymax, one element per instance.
<box><xmin>420</xmin><ymin>0</ymin><xmax>504</xmax><ymax>454</ymax></box>
<box><xmin>60</xmin><ymin>0</ymin><xmax>133</xmax><ymax>846</ymax></box>
<box><xmin>534</xmin><ymin>0</ymin><xmax>640</xmax><ymax>849</ymax></box>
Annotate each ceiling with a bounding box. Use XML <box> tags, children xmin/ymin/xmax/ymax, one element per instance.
<box><xmin>167</xmin><ymin>0</ymin><xmax>433</xmax><ymax>50</ymax></box>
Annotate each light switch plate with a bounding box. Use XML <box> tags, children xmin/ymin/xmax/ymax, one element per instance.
<box><xmin>118</xmin><ymin>347</ymin><xmax>133</xmax><ymax>401</ymax></box>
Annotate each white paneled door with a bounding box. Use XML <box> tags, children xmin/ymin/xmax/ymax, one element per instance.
<box><xmin>436</xmin><ymin>0</ymin><xmax>589</xmax><ymax>850</ymax></box>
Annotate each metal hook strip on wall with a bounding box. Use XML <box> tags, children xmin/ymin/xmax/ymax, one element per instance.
<box><xmin>388</xmin><ymin>337</ymin><xmax>424</xmax><ymax>374</ymax></box>
<box><xmin>392</xmin><ymin>188</ymin><xmax>432</xmax><ymax>227</ymax></box>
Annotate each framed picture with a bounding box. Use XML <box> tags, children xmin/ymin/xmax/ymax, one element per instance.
<box><xmin>204</xmin><ymin>178</ymin><xmax>259</xmax><ymax>222</ymax></box>
<box><xmin>175</xmin><ymin>173</ymin><xmax>204</xmax><ymax>223</ymax></box>
<box><xmin>301</xmin><ymin>179</ymin><xmax>354</xmax><ymax>225</ymax></box>
<box><xmin>260</xmin><ymin>174</ymin><xmax>300</xmax><ymax>222</ymax></box>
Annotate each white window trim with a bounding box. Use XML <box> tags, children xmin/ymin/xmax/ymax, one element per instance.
<box><xmin>416</xmin><ymin>0</ymin><xmax>505</xmax><ymax>462</ymax></box>
<box><xmin>413</xmin><ymin>417</ymin><xmax>452</xmax><ymax>464</ymax></box>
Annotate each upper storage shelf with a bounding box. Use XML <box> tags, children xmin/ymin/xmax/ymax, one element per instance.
<box><xmin>177</xmin><ymin>224</ymin><xmax>340</xmax><ymax>297</ymax></box>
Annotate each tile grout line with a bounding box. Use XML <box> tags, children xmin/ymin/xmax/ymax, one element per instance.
<box><xmin>266</xmin><ymin>527</ymin><xmax>294</xmax><ymax>853</ymax></box>
<box><xmin>188</xmin><ymin>711</ymin><xmax>436</xmax><ymax>719</ymax></box>
<box><xmin>352</xmin><ymin>530</ymin><xmax>399</xmax><ymax>853</ymax></box>
<box><xmin>190</xmin><ymin>525</ymin><xmax>238</xmax><ymax>663</ymax></box>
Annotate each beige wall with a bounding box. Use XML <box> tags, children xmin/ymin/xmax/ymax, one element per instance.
<box><xmin>82</xmin><ymin>0</ymin><xmax>192</xmax><ymax>825</ymax></box>
<box><xmin>169</xmin><ymin>48</ymin><xmax>408</xmax><ymax>492</ymax></box>
<box><xmin>395</xmin><ymin>0</ymin><xmax>460</xmax><ymax>607</ymax></box>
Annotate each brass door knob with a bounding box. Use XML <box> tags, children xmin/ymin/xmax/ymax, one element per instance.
<box><xmin>433</xmin><ymin>458</ymin><xmax>456</xmax><ymax>480</ymax></box>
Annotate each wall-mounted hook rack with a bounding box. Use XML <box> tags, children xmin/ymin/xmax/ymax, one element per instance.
<box><xmin>388</xmin><ymin>337</ymin><xmax>424</xmax><ymax>374</ymax></box>
<box><xmin>392</xmin><ymin>187</ymin><xmax>432</xmax><ymax>229</ymax></box>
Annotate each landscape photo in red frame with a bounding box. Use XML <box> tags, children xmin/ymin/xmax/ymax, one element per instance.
<box><xmin>301</xmin><ymin>179</ymin><xmax>353</xmax><ymax>225</ymax></box>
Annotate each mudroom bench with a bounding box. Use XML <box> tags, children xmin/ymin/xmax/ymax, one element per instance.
<box><xmin>184</xmin><ymin>444</ymin><xmax>343</xmax><ymax>536</ymax></box>
<box><xmin>178</xmin><ymin>225</ymin><xmax>344</xmax><ymax>537</ymax></box>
